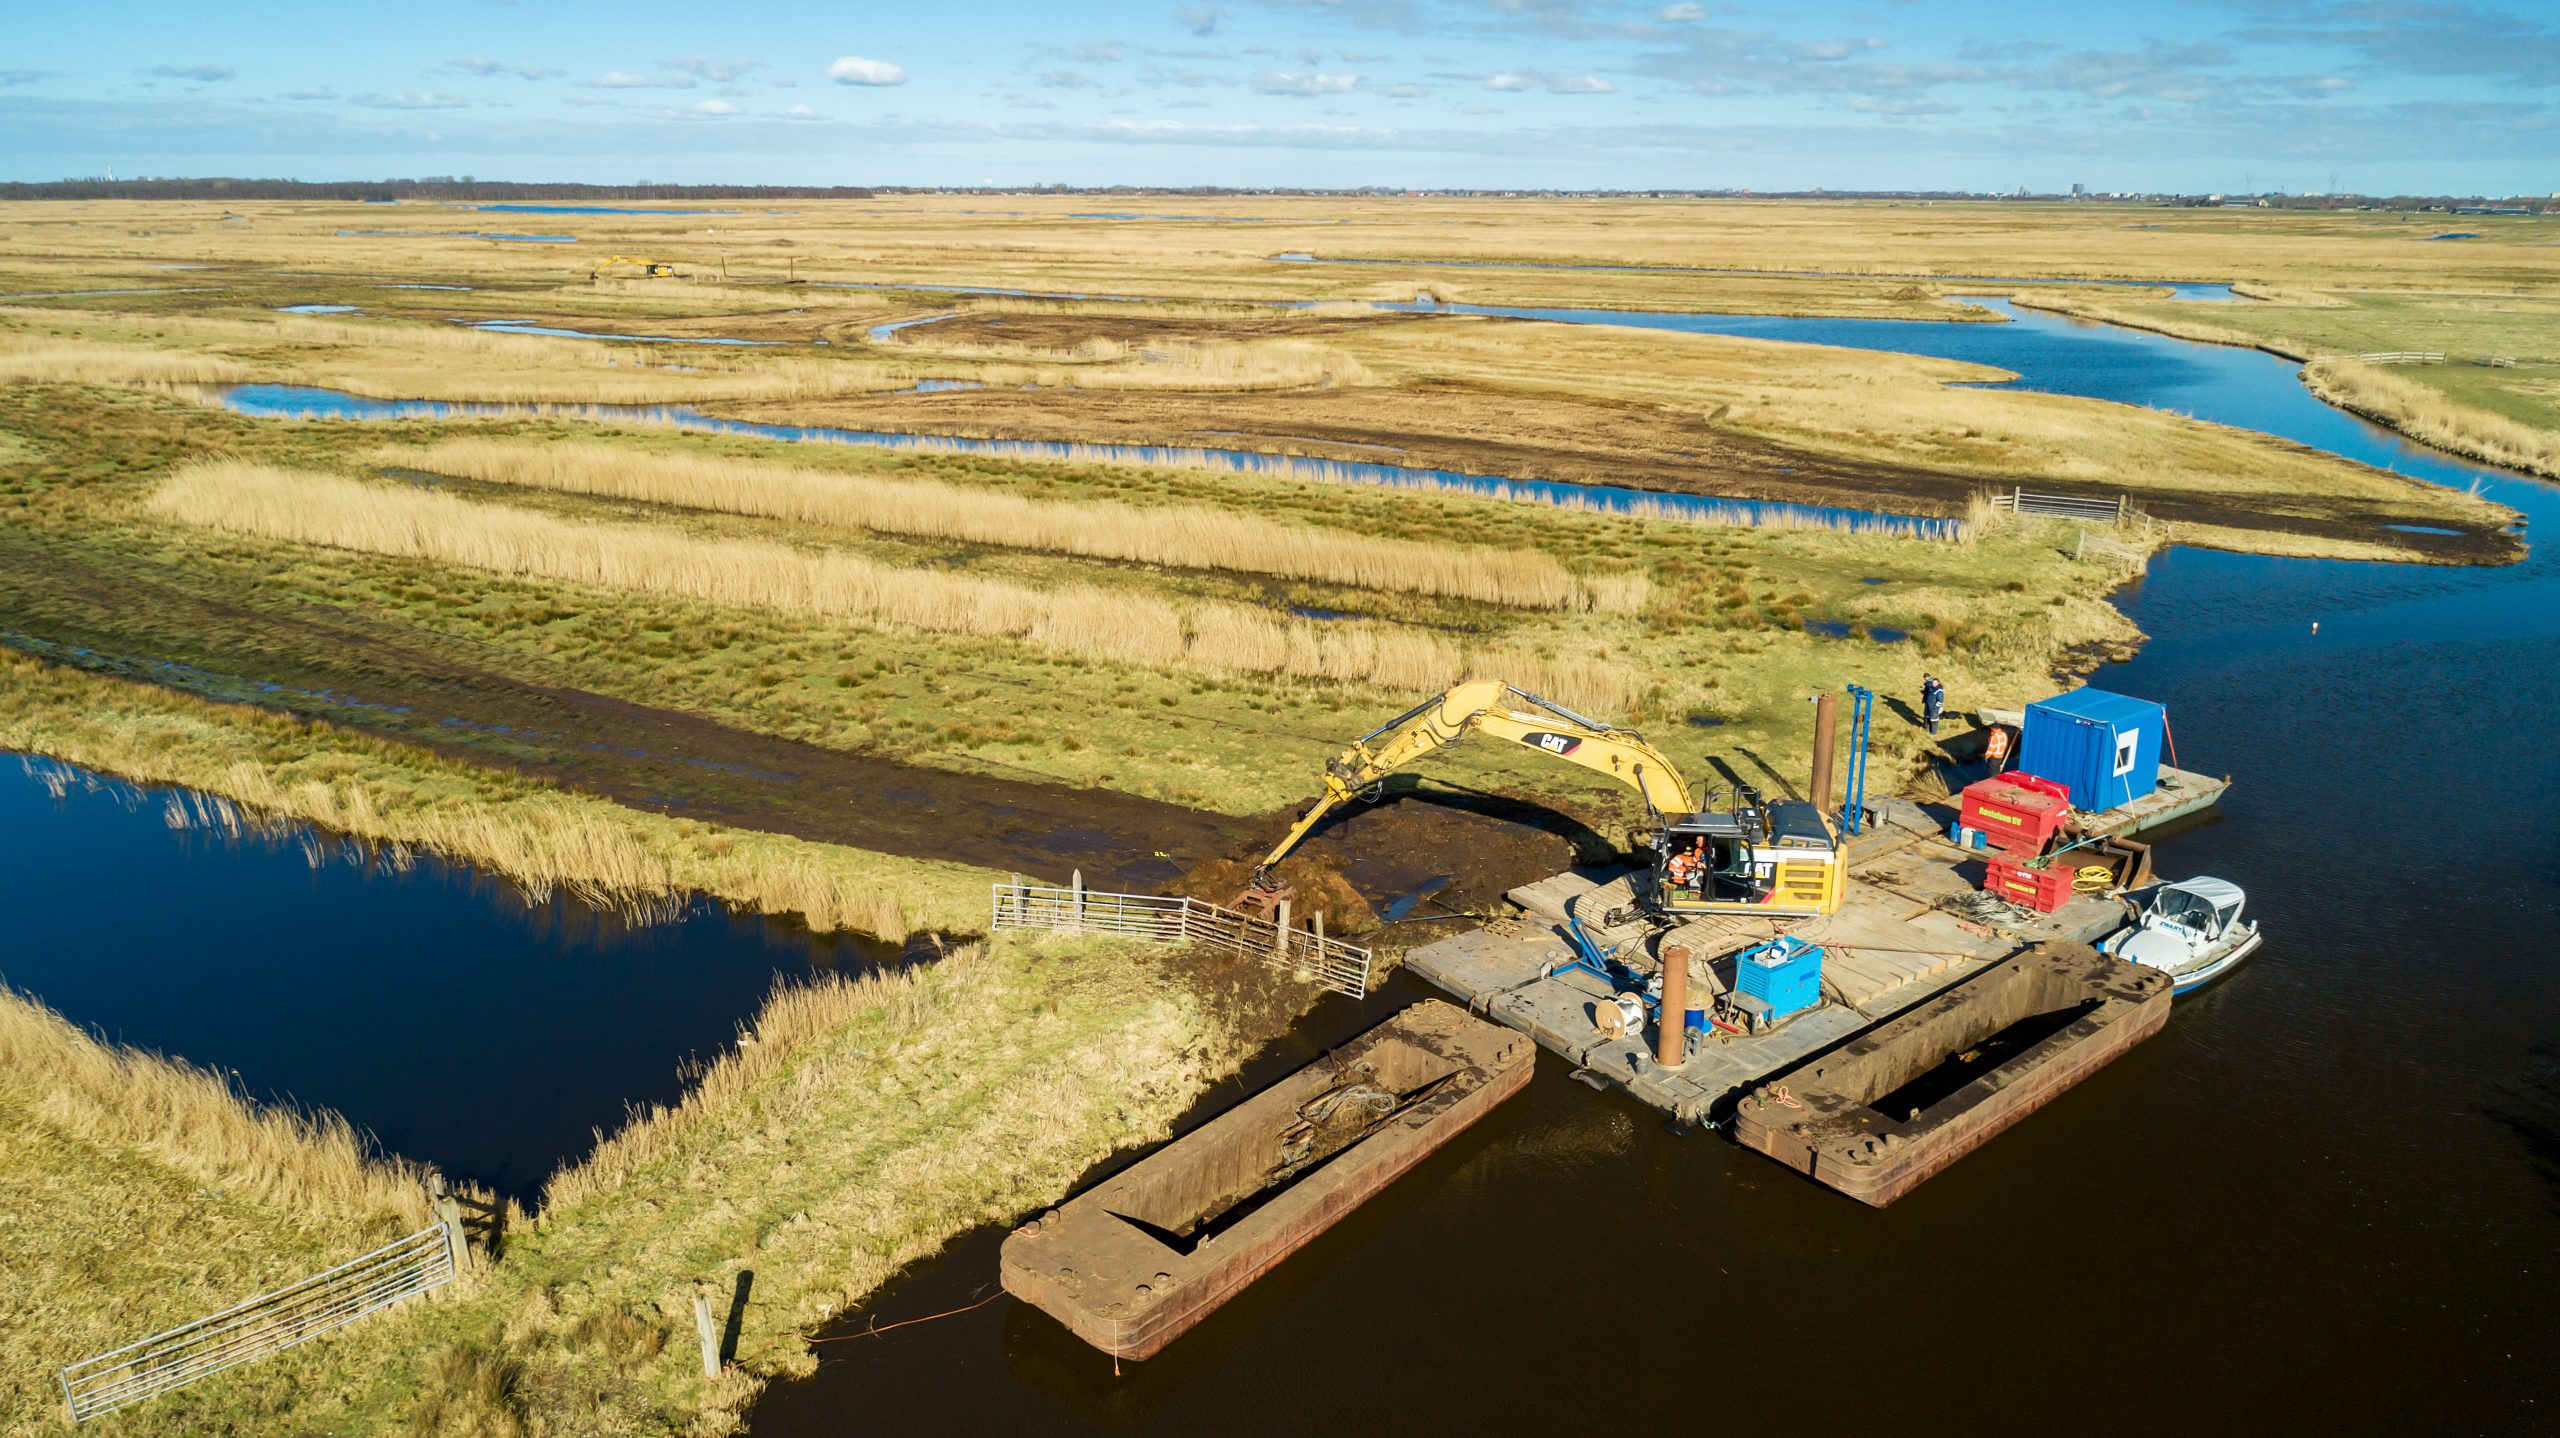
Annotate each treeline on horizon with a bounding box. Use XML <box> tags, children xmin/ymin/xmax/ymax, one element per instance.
<box><xmin>0</xmin><ymin>178</ymin><xmax>880</xmax><ymax>202</ymax></box>
<box><xmin>0</xmin><ymin>177</ymin><xmax>2549</xmax><ymax>211</ymax></box>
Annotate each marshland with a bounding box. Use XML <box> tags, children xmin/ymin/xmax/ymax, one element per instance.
<box><xmin>3</xmin><ymin>194</ymin><xmax>2556</xmax><ymax>1436</ymax></box>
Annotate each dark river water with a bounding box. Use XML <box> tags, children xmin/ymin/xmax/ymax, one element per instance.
<box><xmin>10</xmin><ymin>284</ymin><xmax>2555</xmax><ymax>1431</ymax></box>
<box><xmin>0</xmin><ymin>760</ymin><xmax>898</xmax><ymax>1204</ymax></box>
<box><xmin>744</xmin><ymin>312</ymin><xmax>2560</xmax><ymax>1432</ymax></box>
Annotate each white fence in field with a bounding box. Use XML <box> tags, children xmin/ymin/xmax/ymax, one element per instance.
<box><xmin>60</xmin><ymin>1217</ymin><xmax>463</xmax><ymax>1422</ymax></box>
<box><xmin>1992</xmin><ymin>487</ymin><xmax>2143</xmax><ymax>525</ymax></box>
<box><xmin>991</xmin><ymin>880</ymin><xmax>1373</xmax><ymax>999</ymax></box>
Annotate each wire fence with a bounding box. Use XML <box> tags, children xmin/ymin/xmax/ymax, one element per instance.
<box><xmin>990</xmin><ymin>881</ymin><xmax>1373</xmax><ymax>998</ymax></box>
<box><xmin>59</xmin><ymin>1221</ymin><xmax>459</xmax><ymax>1423</ymax></box>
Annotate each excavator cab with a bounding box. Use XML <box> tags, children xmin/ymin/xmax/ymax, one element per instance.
<box><xmin>1652</xmin><ymin>796</ymin><xmax>1842</xmax><ymax>918</ymax></box>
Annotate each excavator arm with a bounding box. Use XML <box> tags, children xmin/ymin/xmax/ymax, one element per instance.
<box><xmin>1246</xmin><ymin>680</ymin><xmax>1693</xmax><ymax>896</ymax></box>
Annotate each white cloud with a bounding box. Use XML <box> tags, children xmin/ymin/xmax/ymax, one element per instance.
<box><xmin>1176</xmin><ymin>6</ymin><xmax>1225</xmax><ymax>38</ymax></box>
<box><xmin>693</xmin><ymin>99</ymin><xmax>740</xmax><ymax>115</ymax></box>
<box><xmin>1789</xmin><ymin>37</ymin><xmax>1887</xmax><ymax>61</ymax></box>
<box><xmin>827</xmin><ymin>55</ymin><xmax>908</xmax><ymax>86</ymax></box>
<box><xmin>780</xmin><ymin>103</ymin><xmax>820</xmax><ymax>119</ymax></box>
<box><xmin>450</xmin><ymin>57</ymin><xmax>562</xmax><ymax>80</ymax></box>
<box><xmin>1548</xmin><ymin>74</ymin><xmax>1613</xmax><ymax>93</ymax></box>
<box><xmin>1073</xmin><ymin>42</ymin><xmax>1126</xmax><ymax>63</ymax></box>
<box><xmin>1659</xmin><ymin>3</ymin><xmax>1704</xmax><ymax>20</ymax></box>
<box><xmin>1256</xmin><ymin>71</ymin><xmax>1359</xmax><ymax>95</ymax></box>
<box><xmin>666</xmin><ymin>56</ymin><xmax>760</xmax><ymax>82</ymax></box>
<box><xmin>587</xmin><ymin>70</ymin><xmax>694</xmax><ymax>89</ymax></box>
<box><xmin>1037</xmin><ymin>69</ymin><xmax>1099</xmax><ymax>89</ymax></box>
<box><xmin>146</xmin><ymin>65</ymin><xmax>236</xmax><ymax>82</ymax></box>
<box><xmin>280</xmin><ymin>86</ymin><xmax>338</xmax><ymax>101</ymax></box>
<box><xmin>1484</xmin><ymin>72</ymin><xmax>1533</xmax><ymax>91</ymax></box>
<box><xmin>351</xmin><ymin>92</ymin><xmax>468</xmax><ymax>109</ymax></box>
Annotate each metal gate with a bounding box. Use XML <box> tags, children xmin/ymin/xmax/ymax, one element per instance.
<box><xmin>991</xmin><ymin>882</ymin><xmax>1374</xmax><ymax>999</ymax></box>
<box><xmin>60</xmin><ymin>1222</ymin><xmax>458</xmax><ymax>1422</ymax></box>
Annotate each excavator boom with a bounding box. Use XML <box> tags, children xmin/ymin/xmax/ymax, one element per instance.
<box><xmin>1241</xmin><ymin>679</ymin><xmax>1844</xmax><ymax>923</ymax></box>
<box><xmin>1249</xmin><ymin>680</ymin><xmax>1691</xmax><ymax>886</ymax></box>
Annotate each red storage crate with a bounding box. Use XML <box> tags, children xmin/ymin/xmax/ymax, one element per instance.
<box><xmin>1983</xmin><ymin>856</ymin><xmax>2074</xmax><ymax>913</ymax></box>
<box><xmin>1958</xmin><ymin>776</ymin><xmax>2072</xmax><ymax>856</ymax></box>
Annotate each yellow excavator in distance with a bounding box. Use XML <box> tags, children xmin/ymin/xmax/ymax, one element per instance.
<box><xmin>1240</xmin><ymin>679</ymin><xmax>1844</xmax><ymax>924</ymax></box>
<box><xmin>591</xmin><ymin>255</ymin><xmax>677</xmax><ymax>280</ymax></box>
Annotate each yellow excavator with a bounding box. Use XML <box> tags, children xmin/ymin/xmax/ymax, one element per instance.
<box><xmin>591</xmin><ymin>255</ymin><xmax>677</xmax><ymax>280</ymax></box>
<box><xmin>1241</xmin><ymin>680</ymin><xmax>1843</xmax><ymax>923</ymax></box>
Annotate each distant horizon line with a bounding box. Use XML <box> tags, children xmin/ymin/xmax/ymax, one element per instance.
<box><xmin>4</xmin><ymin>177</ymin><xmax>2556</xmax><ymax>207</ymax></box>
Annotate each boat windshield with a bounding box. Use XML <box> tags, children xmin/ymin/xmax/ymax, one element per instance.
<box><xmin>2149</xmin><ymin>888</ymin><xmax>2223</xmax><ymax>935</ymax></box>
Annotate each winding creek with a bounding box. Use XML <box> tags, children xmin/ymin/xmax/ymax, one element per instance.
<box><xmin>9</xmin><ymin>281</ymin><xmax>2555</xmax><ymax>1431</ymax></box>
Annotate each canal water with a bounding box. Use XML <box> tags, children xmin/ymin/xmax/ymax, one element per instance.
<box><xmin>0</xmin><ymin>758</ymin><xmax>898</xmax><ymax>1204</ymax></box>
<box><xmin>12</xmin><ymin>281</ymin><xmax>2553</xmax><ymax>1429</ymax></box>
<box><xmin>741</xmin><ymin>323</ymin><xmax>2558</xmax><ymax>1430</ymax></box>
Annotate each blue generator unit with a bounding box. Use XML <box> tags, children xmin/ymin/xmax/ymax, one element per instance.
<box><xmin>1734</xmin><ymin>936</ymin><xmax>1823</xmax><ymax>1021</ymax></box>
<box><xmin>2019</xmin><ymin>688</ymin><xmax>2165</xmax><ymax>813</ymax></box>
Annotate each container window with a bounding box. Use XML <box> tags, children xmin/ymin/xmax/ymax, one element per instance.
<box><xmin>2113</xmin><ymin>731</ymin><xmax>2138</xmax><ymax>776</ymax></box>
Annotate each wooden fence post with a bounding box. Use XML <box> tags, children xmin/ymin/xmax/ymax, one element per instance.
<box><xmin>1313</xmin><ymin>911</ymin><xmax>1325</xmax><ymax>951</ymax></box>
<box><xmin>1071</xmin><ymin>868</ymin><xmax>1084</xmax><ymax>933</ymax></box>
<box><xmin>429</xmin><ymin>1175</ymin><xmax>475</xmax><ymax>1272</ymax></box>
<box><xmin>2116</xmin><ymin>494</ymin><xmax>2128</xmax><ymax>524</ymax></box>
<box><xmin>693</xmin><ymin>1295</ymin><xmax>720</xmax><ymax>1378</ymax></box>
<box><xmin>1273</xmin><ymin>899</ymin><xmax>1291</xmax><ymax>959</ymax></box>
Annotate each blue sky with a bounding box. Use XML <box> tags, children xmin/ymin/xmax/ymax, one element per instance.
<box><xmin>3</xmin><ymin>1</ymin><xmax>2552</xmax><ymax>192</ymax></box>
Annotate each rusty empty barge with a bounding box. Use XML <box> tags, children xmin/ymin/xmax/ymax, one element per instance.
<box><xmin>1001</xmin><ymin>1002</ymin><xmax>1530</xmax><ymax>1360</ymax></box>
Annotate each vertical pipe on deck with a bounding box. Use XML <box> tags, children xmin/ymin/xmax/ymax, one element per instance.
<box><xmin>1655</xmin><ymin>944</ymin><xmax>1690</xmax><ymax>1067</ymax></box>
<box><xmin>1810</xmin><ymin>692</ymin><xmax>1839</xmax><ymax>815</ymax></box>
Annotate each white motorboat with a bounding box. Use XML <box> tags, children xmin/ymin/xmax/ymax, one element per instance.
<box><xmin>2099</xmin><ymin>877</ymin><xmax>2262</xmax><ymax>994</ymax></box>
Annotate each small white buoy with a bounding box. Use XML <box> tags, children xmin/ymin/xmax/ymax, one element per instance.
<box><xmin>2311</xmin><ymin>620</ymin><xmax>2320</xmax><ymax>635</ymax></box>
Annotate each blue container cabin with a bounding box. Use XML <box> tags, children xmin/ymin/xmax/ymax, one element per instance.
<box><xmin>2019</xmin><ymin>688</ymin><xmax>2165</xmax><ymax>813</ymax></box>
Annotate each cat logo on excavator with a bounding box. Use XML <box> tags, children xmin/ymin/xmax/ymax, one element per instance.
<box><xmin>1522</xmin><ymin>731</ymin><xmax>1582</xmax><ymax>756</ymax></box>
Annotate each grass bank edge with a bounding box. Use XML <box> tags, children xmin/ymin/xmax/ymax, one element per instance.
<box><xmin>1</xmin><ymin>935</ymin><xmax>1284</xmax><ymax>1436</ymax></box>
<box><xmin>0</xmin><ymin>650</ymin><xmax>997</xmax><ymax>940</ymax></box>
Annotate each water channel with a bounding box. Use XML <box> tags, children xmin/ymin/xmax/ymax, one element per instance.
<box><xmin>9</xmin><ymin>278</ymin><xmax>2554</xmax><ymax>1431</ymax></box>
<box><xmin>0</xmin><ymin>758</ymin><xmax>900</xmax><ymax>1205</ymax></box>
<box><xmin>743</xmin><ymin>300</ymin><xmax>2560</xmax><ymax>1433</ymax></box>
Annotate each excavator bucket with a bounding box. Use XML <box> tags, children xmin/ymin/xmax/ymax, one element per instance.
<box><xmin>1233</xmin><ymin>875</ymin><xmax>1296</xmax><ymax>920</ymax></box>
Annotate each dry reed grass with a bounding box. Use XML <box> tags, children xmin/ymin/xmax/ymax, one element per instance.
<box><xmin>378</xmin><ymin>437</ymin><xmax>1630</xmax><ymax>610</ymax></box>
<box><xmin>0</xmin><ymin>653</ymin><xmax>987</xmax><ymax>937</ymax></box>
<box><xmin>2303</xmin><ymin>356</ymin><xmax>2560</xmax><ymax>477</ymax></box>
<box><xmin>0</xmin><ymin>334</ymin><xmax>253</xmax><ymax>386</ymax></box>
<box><xmin>0</xmin><ymin>984</ymin><xmax>431</xmax><ymax>1231</ymax></box>
<box><xmin>148</xmin><ymin>462</ymin><xmax>1639</xmax><ymax>713</ymax></box>
<box><xmin>538</xmin><ymin>963</ymin><xmax>921</xmax><ymax>1213</ymax></box>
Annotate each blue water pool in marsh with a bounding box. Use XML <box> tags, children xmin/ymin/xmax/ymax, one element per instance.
<box><xmin>462</xmin><ymin>319</ymin><xmax>783</xmax><ymax>347</ymax></box>
<box><xmin>212</xmin><ymin>384</ymin><xmax>1962</xmax><ymax>538</ymax></box>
